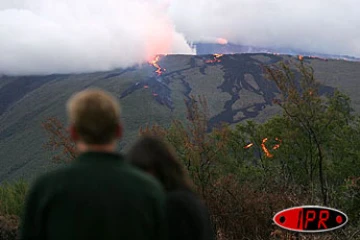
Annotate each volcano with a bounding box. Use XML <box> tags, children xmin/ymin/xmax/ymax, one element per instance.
<box><xmin>119</xmin><ymin>55</ymin><xmax>174</xmax><ymax>110</ymax></box>
<box><xmin>0</xmin><ymin>53</ymin><xmax>360</xmax><ymax>182</ymax></box>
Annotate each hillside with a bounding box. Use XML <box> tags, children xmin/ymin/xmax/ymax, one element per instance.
<box><xmin>0</xmin><ymin>53</ymin><xmax>360</xmax><ymax>183</ymax></box>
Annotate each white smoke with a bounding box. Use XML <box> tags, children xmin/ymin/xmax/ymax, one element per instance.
<box><xmin>0</xmin><ymin>0</ymin><xmax>359</xmax><ymax>75</ymax></box>
<box><xmin>0</xmin><ymin>0</ymin><xmax>193</xmax><ymax>76</ymax></box>
<box><xmin>168</xmin><ymin>0</ymin><xmax>359</xmax><ymax>57</ymax></box>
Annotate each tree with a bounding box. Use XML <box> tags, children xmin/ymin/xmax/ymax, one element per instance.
<box><xmin>40</xmin><ymin>61</ymin><xmax>360</xmax><ymax>239</ymax></box>
<box><xmin>263</xmin><ymin>60</ymin><xmax>355</xmax><ymax>205</ymax></box>
<box><xmin>42</xmin><ymin>117</ymin><xmax>77</xmax><ymax>163</ymax></box>
<box><xmin>140</xmin><ymin>95</ymin><xmax>224</xmax><ymax>196</ymax></box>
<box><xmin>139</xmin><ymin>95</ymin><xmax>294</xmax><ymax>239</ymax></box>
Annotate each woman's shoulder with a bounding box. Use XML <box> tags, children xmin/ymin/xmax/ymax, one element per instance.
<box><xmin>167</xmin><ymin>188</ymin><xmax>197</xmax><ymax>201</ymax></box>
<box><xmin>166</xmin><ymin>188</ymin><xmax>205</xmax><ymax>210</ymax></box>
<box><xmin>166</xmin><ymin>188</ymin><xmax>215</xmax><ymax>239</ymax></box>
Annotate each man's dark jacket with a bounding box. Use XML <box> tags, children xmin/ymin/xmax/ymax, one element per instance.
<box><xmin>19</xmin><ymin>151</ymin><xmax>167</xmax><ymax>240</ymax></box>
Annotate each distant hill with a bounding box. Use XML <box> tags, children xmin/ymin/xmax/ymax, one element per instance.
<box><xmin>194</xmin><ymin>43</ymin><xmax>360</xmax><ymax>62</ymax></box>
<box><xmin>0</xmin><ymin>53</ymin><xmax>360</xmax><ymax>183</ymax></box>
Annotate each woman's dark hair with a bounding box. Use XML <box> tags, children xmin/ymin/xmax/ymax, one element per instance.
<box><xmin>127</xmin><ymin>135</ymin><xmax>193</xmax><ymax>192</ymax></box>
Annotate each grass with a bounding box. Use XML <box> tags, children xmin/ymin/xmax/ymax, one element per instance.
<box><xmin>0</xmin><ymin>179</ymin><xmax>28</xmax><ymax>216</ymax></box>
<box><xmin>311</xmin><ymin>59</ymin><xmax>360</xmax><ymax>112</ymax></box>
<box><xmin>0</xmin><ymin>54</ymin><xmax>360</xmax><ymax>183</ymax></box>
<box><xmin>250</xmin><ymin>54</ymin><xmax>273</xmax><ymax>63</ymax></box>
<box><xmin>232</xmin><ymin>88</ymin><xmax>265</xmax><ymax>110</ymax></box>
<box><xmin>183</xmin><ymin>65</ymin><xmax>231</xmax><ymax>117</ymax></box>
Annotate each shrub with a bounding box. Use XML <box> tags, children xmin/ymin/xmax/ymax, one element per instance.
<box><xmin>39</xmin><ymin>61</ymin><xmax>360</xmax><ymax>239</ymax></box>
<box><xmin>0</xmin><ymin>179</ymin><xmax>27</xmax><ymax>240</ymax></box>
<box><xmin>0</xmin><ymin>179</ymin><xmax>28</xmax><ymax>217</ymax></box>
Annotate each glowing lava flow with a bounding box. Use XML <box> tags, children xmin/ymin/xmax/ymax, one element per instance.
<box><xmin>216</xmin><ymin>38</ymin><xmax>228</xmax><ymax>45</ymax></box>
<box><xmin>205</xmin><ymin>54</ymin><xmax>224</xmax><ymax>63</ymax></box>
<box><xmin>244</xmin><ymin>143</ymin><xmax>254</xmax><ymax>149</ymax></box>
<box><xmin>244</xmin><ymin>138</ymin><xmax>282</xmax><ymax>158</ymax></box>
<box><xmin>148</xmin><ymin>55</ymin><xmax>166</xmax><ymax>76</ymax></box>
<box><xmin>261</xmin><ymin>138</ymin><xmax>273</xmax><ymax>158</ymax></box>
<box><xmin>299</xmin><ymin>55</ymin><xmax>328</xmax><ymax>62</ymax></box>
<box><xmin>272</xmin><ymin>138</ymin><xmax>282</xmax><ymax>149</ymax></box>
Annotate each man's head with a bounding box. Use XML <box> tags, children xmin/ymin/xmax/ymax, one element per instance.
<box><xmin>66</xmin><ymin>88</ymin><xmax>122</xmax><ymax>151</ymax></box>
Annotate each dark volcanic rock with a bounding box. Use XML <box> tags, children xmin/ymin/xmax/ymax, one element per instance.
<box><xmin>205</xmin><ymin>53</ymin><xmax>336</xmax><ymax>127</ymax></box>
<box><xmin>119</xmin><ymin>53</ymin><xmax>337</xmax><ymax>125</ymax></box>
<box><xmin>120</xmin><ymin>75</ymin><xmax>175</xmax><ymax>111</ymax></box>
<box><xmin>208</xmin><ymin>54</ymin><xmax>283</xmax><ymax>127</ymax></box>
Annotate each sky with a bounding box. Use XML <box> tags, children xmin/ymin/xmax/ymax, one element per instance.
<box><xmin>0</xmin><ymin>0</ymin><xmax>359</xmax><ymax>75</ymax></box>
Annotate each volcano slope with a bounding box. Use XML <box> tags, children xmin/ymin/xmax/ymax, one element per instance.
<box><xmin>0</xmin><ymin>53</ymin><xmax>360</xmax><ymax>183</ymax></box>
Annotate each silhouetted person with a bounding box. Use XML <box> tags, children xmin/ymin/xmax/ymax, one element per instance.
<box><xmin>20</xmin><ymin>89</ymin><xmax>167</xmax><ymax>240</ymax></box>
<box><xmin>127</xmin><ymin>136</ymin><xmax>215</xmax><ymax>240</ymax></box>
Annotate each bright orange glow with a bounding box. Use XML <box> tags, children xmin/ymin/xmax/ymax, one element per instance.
<box><xmin>244</xmin><ymin>143</ymin><xmax>254</xmax><ymax>149</ymax></box>
<box><xmin>216</xmin><ymin>38</ymin><xmax>228</xmax><ymax>45</ymax></box>
<box><xmin>261</xmin><ymin>138</ymin><xmax>273</xmax><ymax>158</ymax></box>
<box><xmin>144</xmin><ymin>16</ymin><xmax>173</xmax><ymax>62</ymax></box>
<box><xmin>204</xmin><ymin>53</ymin><xmax>223</xmax><ymax>64</ymax></box>
<box><xmin>244</xmin><ymin>137</ymin><xmax>282</xmax><ymax>158</ymax></box>
<box><xmin>148</xmin><ymin>55</ymin><xmax>166</xmax><ymax>76</ymax></box>
<box><xmin>298</xmin><ymin>55</ymin><xmax>303</xmax><ymax>61</ymax></box>
<box><xmin>272</xmin><ymin>138</ymin><xmax>282</xmax><ymax>150</ymax></box>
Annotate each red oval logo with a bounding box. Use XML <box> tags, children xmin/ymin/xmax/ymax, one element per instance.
<box><xmin>273</xmin><ymin>205</ymin><xmax>348</xmax><ymax>233</ymax></box>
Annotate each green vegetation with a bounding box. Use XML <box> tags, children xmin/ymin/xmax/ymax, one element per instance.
<box><xmin>138</xmin><ymin>61</ymin><xmax>360</xmax><ymax>239</ymax></box>
<box><xmin>1</xmin><ymin>54</ymin><xmax>360</xmax><ymax>182</ymax></box>
<box><xmin>1</xmin><ymin>57</ymin><xmax>360</xmax><ymax>239</ymax></box>
<box><xmin>0</xmin><ymin>179</ymin><xmax>27</xmax><ymax>217</ymax></box>
<box><xmin>0</xmin><ymin>179</ymin><xmax>27</xmax><ymax>240</ymax></box>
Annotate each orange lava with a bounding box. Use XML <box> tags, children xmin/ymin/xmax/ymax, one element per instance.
<box><xmin>244</xmin><ymin>143</ymin><xmax>254</xmax><ymax>149</ymax></box>
<box><xmin>204</xmin><ymin>53</ymin><xmax>223</xmax><ymax>64</ymax></box>
<box><xmin>244</xmin><ymin>137</ymin><xmax>282</xmax><ymax>158</ymax></box>
<box><xmin>148</xmin><ymin>55</ymin><xmax>166</xmax><ymax>76</ymax></box>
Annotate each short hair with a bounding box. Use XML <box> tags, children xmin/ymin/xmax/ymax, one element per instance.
<box><xmin>66</xmin><ymin>88</ymin><xmax>121</xmax><ymax>144</ymax></box>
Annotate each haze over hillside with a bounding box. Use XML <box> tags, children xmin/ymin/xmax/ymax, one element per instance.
<box><xmin>1</xmin><ymin>53</ymin><xmax>360</xmax><ymax>183</ymax></box>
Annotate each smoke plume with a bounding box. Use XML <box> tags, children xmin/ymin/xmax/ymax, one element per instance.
<box><xmin>0</xmin><ymin>0</ymin><xmax>359</xmax><ymax>75</ymax></box>
<box><xmin>168</xmin><ymin>0</ymin><xmax>359</xmax><ymax>56</ymax></box>
<box><xmin>0</xmin><ymin>0</ymin><xmax>193</xmax><ymax>75</ymax></box>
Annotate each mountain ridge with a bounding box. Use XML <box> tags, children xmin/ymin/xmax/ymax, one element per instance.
<box><xmin>194</xmin><ymin>43</ymin><xmax>360</xmax><ymax>62</ymax></box>
<box><xmin>0</xmin><ymin>53</ymin><xmax>360</xmax><ymax>183</ymax></box>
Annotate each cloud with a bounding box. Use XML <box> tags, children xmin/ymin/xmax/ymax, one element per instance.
<box><xmin>0</xmin><ymin>0</ymin><xmax>359</xmax><ymax>75</ymax></box>
<box><xmin>0</xmin><ymin>0</ymin><xmax>193</xmax><ymax>75</ymax></box>
<box><xmin>168</xmin><ymin>0</ymin><xmax>359</xmax><ymax>56</ymax></box>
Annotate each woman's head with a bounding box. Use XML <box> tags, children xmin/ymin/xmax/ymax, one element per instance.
<box><xmin>127</xmin><ymin>135</ymin><xmax>192</xmax><ymax>192</ymax></box>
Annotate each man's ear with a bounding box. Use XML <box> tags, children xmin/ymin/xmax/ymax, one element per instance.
<box><xmin>69</xmin><ymin>125</ymin><xmax>79</xmax><ymax>142</ymax></box>
<box><xmin>115</xmin><ymin>123</ymin><xmax>123</xmax><ymax>139</ymax></box>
